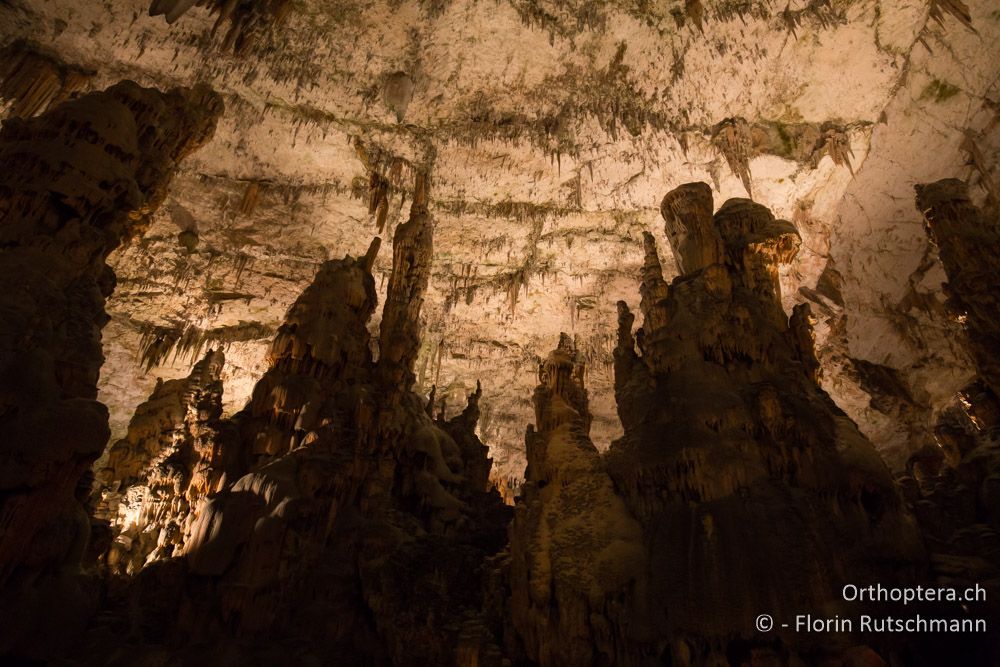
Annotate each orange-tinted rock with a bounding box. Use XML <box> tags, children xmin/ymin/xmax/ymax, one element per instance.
<box><xmin>97</xmin><ymin>349</ymin><xmax>227</xmax><ymax>574</ymax></box>
<box><xmin>602</xmin><ymin>182</ymin><xmax>924</xmax><ymax>662</ymax></box>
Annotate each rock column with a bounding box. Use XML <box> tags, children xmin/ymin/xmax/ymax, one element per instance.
<box><xmin>0</xmin><ymin>79</ymin><xmax>222</xmax><ymax>657</ymax></box>
<box><xmin>605</xmin><ymin>182</ymin><xmax>924</xmax><ymax>663</ymax></box>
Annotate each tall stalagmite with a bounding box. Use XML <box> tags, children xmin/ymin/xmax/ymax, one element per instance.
<box><xmin>509</xmin><ymin>334</ymin><xmax>647</xmax><ymax>667</ymax></box>
<box><xmin>0</xmin><ymin>80</ymin><xmax>222</xmax><ymax>657</ymax></box>
<box><xmin>377</xmin><ymin>171</ymin><xmax>433</xmax><ymax>391</ymax></box>
<box><xmin>90</xmin><ymin>177</ymin><xmax>509</xmax><ymax>665</ymax></box>
<box><xmin>604</xmin><ymin>183</ymin><xmax>925</xmax><ymax>663</ymax></box>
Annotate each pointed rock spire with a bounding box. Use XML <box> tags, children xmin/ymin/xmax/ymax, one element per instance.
<box><xmin>378</xmin><ymin>170</ymin><xmax>433</xmax><ymax>392</ymax></box>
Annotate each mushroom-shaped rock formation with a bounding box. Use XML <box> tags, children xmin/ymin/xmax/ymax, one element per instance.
<box><xmin>606</xmin><ymin>182</ymin><xmax>925</xmax><ymax>663</ymax></box>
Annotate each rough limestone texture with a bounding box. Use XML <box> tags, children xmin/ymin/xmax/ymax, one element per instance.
<box><xmin>96</xmin><ymin>349</ymin><xmax>227</xmax><ymax>575</ymax></box>
<box><xmin>603</xmin><ymin>183</ymin><xmax>926</xmax><ymax>663</ymax></box>
<box><xmin>0</xmin><ymin>79</ymin><xmax>222</xmax><ymax>658</ymax></box>
<box><xmin>82</xmin><ymin>185</ymin><xmax>510</xmax><ymax>665</ymax></box>
<box><xmin>915</xmin><ymin>179</ymin><xmax>1000</xmax><ymax>399</ymax></box>
<box><xmin>2</xmin><ymin>0</ymin><xmax>996</xmax><ymax>481</ymax></box>
<box><xmin>509</xmin><ymin>334</ymin><xmax>647</xmax><ymax>667</ymax></box>
<box><xmin>897</xmin><ymin>180</ymin><xmax>1000</xmax><ymax>659</ymax></box>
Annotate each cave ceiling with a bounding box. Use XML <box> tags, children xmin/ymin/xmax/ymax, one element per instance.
<box><xmin>2</xmin><ymin>0</ymin><xmax>997</xmax><ymax>480</ymax></box>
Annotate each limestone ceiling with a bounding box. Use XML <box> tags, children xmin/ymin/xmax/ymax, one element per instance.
<box><xmin>2</xmin><ymin>0</ymin><xmax>997</xmax><ymax>480</ymax></box>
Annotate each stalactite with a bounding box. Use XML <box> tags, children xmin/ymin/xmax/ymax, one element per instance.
<box><xmin>149</xmin><ymin>0</ymin><xmax>295</xmax><ymax>53</ymax></box>
<box><xmin>238</xmin><ymin>180</ymin><xmax>262</xmax><ymax>215</ymax></box>
<box><xmin>711</xmin><ymin>117</ymin><xmax>754</xmax><ymax>196</ymax></box>
<box><xmin>929</xmin><ymin>0</ymin><xmax>977</xmax><ymax>33</ymax></box>
<box><xmin>811</xmin><ymin>124</ymin><xmax>855</xmax><ymax>174</ymax></box>
<box><xmin>780</xmin><ymin>0</ymin><xmax>842</xmax><ymax>36</ymax></box>
<box><xmin>136</xmin><ymin>320</ymin><xmax>271</xmax><ymax>371</ymax></box>
<box><xmin>0</xmin><ymin>41</ymin><xmax>92</xmax><ymax>118</ymax></box>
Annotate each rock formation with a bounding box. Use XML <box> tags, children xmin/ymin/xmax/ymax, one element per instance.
<box><xmin>377</xmin><ymin>172</ymin><xmax>433</xmax><ymax>391</ymax></box>
<box><xmin>0</xmin><ymin>80</ymin><xmax>222</xmax><ymax>658</ymax></box>
<box><xmin>604</xmin><ymin>183</ymin><xmax>925</xmax><ymax>662</ymax></box>
<box><xmin>236</xmin><ymin>238</ymin><xmax>380</xmax><ymax>466</ymax></box>
<box><xmin>85</xmin><ymin>175</ymin><xmax>509</xmax><ymax>665</ymax></box>
<box><xmin>915</xmin><ymin>180</ymin><xmax>1000</xmax><ymax>399</ymax></box>
<box><xmin>96</xmin><ymin>349</ymin><xmax>227</xmax><ymax>575</ymax></box>
<box><xmin>899</xmin><ymin>180</ymin><xmax>1000</xmax><ymax>658</ymax></box>
<box><xmin>0</xmin><ymin>40</ymin><xmax>92</xmax><ymax>118</ymax></box>
<box><xmin>0</xmin><ymin>1</ymin><xmax>998</xmax><ymax>662</ymax></box>
<box><xmin>509</xmin><ymin>334</ymin><xmax>647</xmax><ymax>666</ymax></box>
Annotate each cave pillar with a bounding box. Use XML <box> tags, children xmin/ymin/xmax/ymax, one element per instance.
<box><xmin>0</xmin><ymin>80</ymin><xmax>222</xmax><ymax>656</ymax></box>
<box><xmin>377</xmin><ymin>171</ymin><xmax>433</xmax><ymax>392</ymax></box>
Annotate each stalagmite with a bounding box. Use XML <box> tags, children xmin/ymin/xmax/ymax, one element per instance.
<box><xmin>509</xmin><ymin>334</ymin><xmax>647</xmax><ymax>667</ymax></box>
<box><xmin>603</xmin><ymin>182</ymin><xmax>925</xmax><ymax>663</ymax></box>
<box><xmin>1</xmin><ymin>2</ymin><xmax>997</xmax><ymax>663</ymax></box>
<box><xmin>92</xmin><ymin>197</ymin><xmax>507</xmax><ymax>662</ymax></box>
<box><xmin>96</xmin><ymin>349</ymin><xmax>227</xmax><ymax>574</ymax></box>
<box><xmin>378</xmin><ymin>171</ymin><xmax>434</xmax><ymax>391</ymax></box>
<box><xmin>239</xmin><ymin>242</ymin><xmax>379</xmax><ymax>464</ymax></box>
<box><xmin>0</xmin><ymin>79</ymin><xmax>222</xmax><ymax>658</ymax></box>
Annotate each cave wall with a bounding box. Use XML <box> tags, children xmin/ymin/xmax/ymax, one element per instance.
<box><xmin>0</xmin><ymin>2</ymin><xmax>997</xmax><ymax>663</ymax></box>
